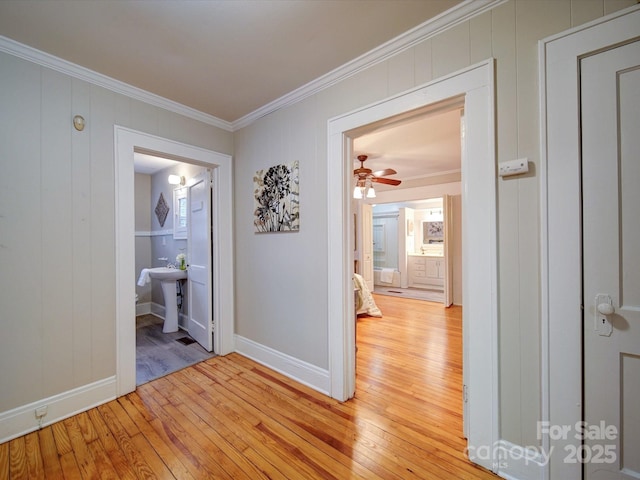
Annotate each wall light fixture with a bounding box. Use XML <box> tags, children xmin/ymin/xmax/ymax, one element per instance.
<box><xmin>168</xmin><ymin>174</ymin><xmax>185</xmax><ymax>186</ymax></box>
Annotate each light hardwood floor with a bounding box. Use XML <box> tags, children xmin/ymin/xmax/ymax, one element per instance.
<box><xmin>1</xmin><ymin>294</ymin><xmax>499</xmax><ymax>479</ymax></box>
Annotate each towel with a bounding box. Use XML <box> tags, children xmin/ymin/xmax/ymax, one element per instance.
<box><xmin>380</xmin><ymin>268</ymin><xmax>394</xmax><ymax>283</ymax></box>
<box><xmin>137</xmin><ymin>268</ymin><xmax>151</xmax><ymax>287</ymax></box>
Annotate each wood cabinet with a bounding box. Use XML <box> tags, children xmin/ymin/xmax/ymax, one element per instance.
<box><xmin>408</xmin><ymin>255</ymin><xmax>444</xmax><ymax>290</ymax></box>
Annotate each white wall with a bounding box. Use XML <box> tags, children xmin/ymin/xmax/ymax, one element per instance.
<box><xmin>232</xmin><ymin>0</ymin><xmax>636</xmax><ymax>449</ymax></box>
<box><xmin>0</xmin><ymin>51</ymin><xmax>232</xmax><ymax>420</ymax></box>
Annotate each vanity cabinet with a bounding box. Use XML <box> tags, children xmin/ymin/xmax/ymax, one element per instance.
<box><xmin>408</xmin><ymin>255</ymin><xmax>444</xmax><ymax>290</ymax></box>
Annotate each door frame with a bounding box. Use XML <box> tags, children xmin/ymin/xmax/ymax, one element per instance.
<box><xmin>540</xmin><ymin>5</ymin><xmax>640</xmax><ymax>480</ymax></box>
<box><xmin>327</xmin><ymin>59</ymin><xmax>498</xmax><ymax>472</ymax></box>
<box><xmin>114</xmin><ymin>126</ymin><xmax>234</xmax><ymax>396</ymax></box>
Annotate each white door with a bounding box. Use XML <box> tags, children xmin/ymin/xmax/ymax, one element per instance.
<box><xmin>360</xmin><ymin>203</ymin><xmax>374</xmax><ymax>291</ymax></box>
<box><xmin>187</xmin><ymin>170</ymin><xmax>213</xmax><ymax>352</ymax></box>
<box><xmin>582</xmin><ymin>40</ymin><xmax>640</xmax><ymax>480</ymax></box>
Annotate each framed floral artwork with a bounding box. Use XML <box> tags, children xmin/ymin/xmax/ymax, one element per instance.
<box><xmin>253</xmin><ymin>161</ymin><xmax>300</xmax><ymax>233</ymax></box>
<box><xmin>424</xmin><ymin>220</ymin><xmax>444</xmax><ymax>240</ymax></box>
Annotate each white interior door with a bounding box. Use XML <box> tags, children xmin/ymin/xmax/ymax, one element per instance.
<box><xmin>582</xmin><ymin>40</ymin><xmax>640</xmax><ymax>480</ymax></box>
<box><xmin>187</xmin><ymin>170</ymin><xmax>213</xmax><ymax>352</ymax></box>
<box><xmin>360</xmin><ymin>203</ymin><xmax>374</xmax><ymax>291</ymax></box>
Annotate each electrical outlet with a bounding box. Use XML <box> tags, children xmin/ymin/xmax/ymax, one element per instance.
<box><xmin>35</xmin><ymin>405</ymin><xmax>48</xmax><ymax>419</ymax></box>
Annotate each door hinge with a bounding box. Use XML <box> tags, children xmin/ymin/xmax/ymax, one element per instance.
<box><xmin>463</xmin><ymin>384</ymin><xmax>468</xmax><ymax>403</ymax></box>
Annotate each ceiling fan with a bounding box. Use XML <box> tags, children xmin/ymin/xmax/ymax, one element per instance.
<box><xmin>353</xmin><ymin>154</ymin><xmax>401</xmax><ymax>198</ymax></box>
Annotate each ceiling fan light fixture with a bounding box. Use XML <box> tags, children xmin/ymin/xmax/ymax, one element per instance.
<box><xmin>352</xmin><ymin>154</ymin><xmax>401</xmax><ymax>199</ymax></box>
<box><xmin>365</xmin><ymin>177</ymin><xmax>376</xmax><ymax>198</ymax></box>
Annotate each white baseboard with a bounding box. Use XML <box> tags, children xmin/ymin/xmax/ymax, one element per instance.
<box><xmin>234</xmin><ymin>335</ymin><xmax>330</xmax><ymax>396</ymax></box>
<box><xmin>137</xmin><ymin>304</ymin><xmax>188</xmax><ymax>330</ymax></box>
<box><xmin>0</xmin><ymin>377</ymin><xmax>116</xmax><ymax>443</ymax></box>
<box><xmin>496</xmin><ymin>439</ymin><xmax>546</xmax><ymax>480</ymax></box>
<box><xmin>179</xmin><ymin>312</ymin><xmax>188</xmax><ymax>330</ymax></box>
<box><xmin>136</xmin><ymin>301</ymin><xmax>151</xmax><ymax>316</ymax></box>
<box><xmin>150</xmin><ymin>301</ymin><xmax>165</xmax><ymax>318</ymax></box>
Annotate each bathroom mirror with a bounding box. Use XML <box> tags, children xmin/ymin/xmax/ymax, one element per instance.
<box><xmin>173</xmin><ymin>187</ymin><xmax>188</xmax><ymax>239</ymax></box>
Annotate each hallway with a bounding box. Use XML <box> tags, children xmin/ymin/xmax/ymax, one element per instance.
<box><xmin>1</xmin><ymin>295</ymin><xmax>497</xmax><ymax>479</ymax></box>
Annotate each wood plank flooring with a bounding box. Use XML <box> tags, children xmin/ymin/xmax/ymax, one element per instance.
<box><xmin>1</xmin><ymin>294</ymin><xmax>499</xmax><ymax>479</ymax></box>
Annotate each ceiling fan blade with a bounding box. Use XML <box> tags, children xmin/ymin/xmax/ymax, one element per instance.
<box><xmin>373</xmin><ymin>168</ymin><xmax>397</xmax><ymax>177</ymax></box>
<box><xmin>373</xmin><ymin>177</ymin><xmax>401</xmax><ymax>186</ymax></box>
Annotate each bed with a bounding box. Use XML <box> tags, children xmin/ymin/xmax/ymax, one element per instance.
<box><xmin>353</xmin><ymin>273</ymin><xmax>382</xmax><ymax>317</ymax></box>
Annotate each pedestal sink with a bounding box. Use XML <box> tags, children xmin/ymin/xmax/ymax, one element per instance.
<box><xmin>147</xmin><ymin>267</ymin><xmax>187</xmax><ymax>333</ymax></box>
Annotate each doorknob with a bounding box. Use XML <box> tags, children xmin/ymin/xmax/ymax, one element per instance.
<box><xmin>597</xmin><ymin>303</ymin><xmax>614</xmax><ymax>315</ymax></box>
<box><xmin>594</xmin><ymin>294</ymin><xmax>614</xmax><ymax>337</ymax></box>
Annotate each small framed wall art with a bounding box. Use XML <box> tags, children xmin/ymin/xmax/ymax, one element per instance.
<box><xmin>253</xmin><ymin>161</ymin><xmax>300</xmax><ymax>233</ymax></box>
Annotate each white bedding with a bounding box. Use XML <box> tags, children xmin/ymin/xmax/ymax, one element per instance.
<box><xmin>353</xmin><ymin>273</ymin><xmax>382</xmax><ymax>317</ymax></box>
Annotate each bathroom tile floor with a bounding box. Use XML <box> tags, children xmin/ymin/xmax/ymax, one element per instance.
<box><xmin>136</xmin><ymin>314</ymin><xmax>215</xmax><ymax>385</ymax></box>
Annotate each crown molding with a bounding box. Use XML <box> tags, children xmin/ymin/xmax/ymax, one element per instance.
<box><xmin>0</xmin><ymin>0</ymin><xmax>504</xmax><ymax>133</ymax></box>
<box><xmin>231</xmin><ymin>0</ymin><xmax>506</xmax><ymax>130</ymax></box>
<box><xmin>0</xmin><ymin>36</ymin><xmax>233</xmax><ymax>132</ymax></box>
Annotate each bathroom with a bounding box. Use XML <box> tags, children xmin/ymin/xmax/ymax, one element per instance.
<box><xmin>134</xmin><ymin>153</ymin><xmax>214</xmax><ymax>384</ymax></box>
<box><xmin>371</xmin><ymin>196</ymin><xmax>462</xmax><ymax>305</ymax></box>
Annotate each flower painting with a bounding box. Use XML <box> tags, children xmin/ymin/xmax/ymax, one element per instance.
<box><xmin>425</xmin><ymin>221</ymin><xmax>444</xmax><ymax>238</ymax></box>
<box><xmin>254</xmin><ymin>161</ymin><xmax>300</xmax><ymax>233</ymax></box>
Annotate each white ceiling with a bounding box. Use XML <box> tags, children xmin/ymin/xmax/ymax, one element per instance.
<box><xmin>133</xmin><ymin>152</ymin><xmax>180</xmax><ymax>175</ymax></box>
<box><xmin>0</xmin><ymin>0</ymin><xmax>464</xmax><ymax>180</ymax></box>
<box><xmin>353</xmin><ymin>107</ymin><xmax>462</xmax><ymax>186</ymax></box>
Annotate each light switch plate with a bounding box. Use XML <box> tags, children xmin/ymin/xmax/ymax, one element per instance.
<box><xmin>498</xmin><ymin>158</ymin><xmax>529</xmax><ymax>177</ymax></box>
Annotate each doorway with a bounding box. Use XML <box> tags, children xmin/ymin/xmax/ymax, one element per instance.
<box><xmin>133</xmin><ymin>156</ymin><xmax>215</xmax><ymax>385</ymax></box>
<box><xmin>352</xmin><ymin>102</ymin><xmax>461</xmax><ymax>306</ymax></box>
<box><xmin>115</xmin><ymin>126</ymin><xmax>235</xmax><ymax>397</ymax></box>
<box><xmin>327</xmin><ymin>59</ymin><xmax>498</xmax><ymax>472</ymax></box>
<box><xmin>367</xmin><ymin>196</ymin><xmax>460</xmax><ymax>305</ymax></box>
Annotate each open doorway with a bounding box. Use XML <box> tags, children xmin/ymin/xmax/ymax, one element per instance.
<box><xmin>351</xmin><ymin>105</ymin><xmax>465</xmax><ymax>440</ymax></box>
<box><xmin>327</xmin><ymin>60</ymin><xmax>498</xmax><ymax>472</ymax></box>
<box><xmin>367</xmin><ymin>196</ymin><xmax>461</xmax><ymax>304</ymax></box>
<box><xmin>352</xmin><ymin>105</ymin><xmax>462</xmax><ymax>306</ymax></box>
<box><xmin>133</xmin><ymin>153</ymin><xmax>216</xmax><ymax>384</ymax></box>
<box><xmin>114</xmin><ymin>126</ymin><xmax>235</xmax><ymax>398</ymax></box>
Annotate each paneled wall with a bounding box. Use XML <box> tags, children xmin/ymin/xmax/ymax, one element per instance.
<box><xmin>233</xmin><ymin>0</ymin><xmax>636</xmax><ymax>448</ymax></box>
<box><xmin>0</xmin><ymin>52</ymin><xmax>232</xmax><ymax>415</ymax></box>
<box><xmin>135</xmin><ymin>173</ymin><xmax>152</xmax><ymax>304</ymax></box>
<box><xmin>0</xmin><ymin>0</ymin><xmax>634</xmax><ymax>451</ymax></box>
